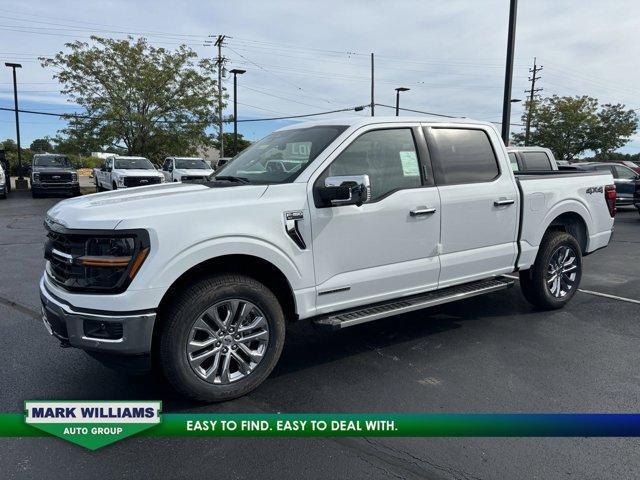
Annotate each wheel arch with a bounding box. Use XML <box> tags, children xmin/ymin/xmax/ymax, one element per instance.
<box><xmin>543</xmin><ymin>211</ymin><xmax>589</xmax><ymax>254</ymax></box>
<box><xmin>156</xmin><ymin>254</ymin><xmax>298</xmax><ymax>325</ymax></box>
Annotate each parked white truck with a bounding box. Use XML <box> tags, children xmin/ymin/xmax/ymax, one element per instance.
<box><xmin>160</xmin><ymin>157</ymin><xmax>213</xmax><ymax>183</ymax></box>
<box><xmin>40</xmin><ymin>117</ymin><xmax>616</xmax><ymax>401</ymax></box>
<box><xmin>94</xmin><ymin>156</ymin><xmax>165</xmax><ymax>191</ymax></box>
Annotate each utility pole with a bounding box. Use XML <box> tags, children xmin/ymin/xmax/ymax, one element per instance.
<box><xmin>370</xmin><ymin>53</ymin><xmax>375</xmax><ymax>116</ymax></box>
<box><xmin>524</xmin><ymin>57</ymin><xmax>543</xmax><ymax>146</ymax></box>
<box><xmin>500</xmin><ymin>0</ymin><xmax>518</xmax><ymax>145</ymax></box>
<box><xmin>214</xmin><ymin>35</ymin><xmax>227</xmax><ymax>158</ymax></box>
<box><xmin>229</xmin><ymin>69</ymin><xmax>246</xmax><ymax>156</ymax></box>
<box><xmin>5</xmin><ymin>62</ymin><xmax>27</xmax><ymax>189</ymax></box>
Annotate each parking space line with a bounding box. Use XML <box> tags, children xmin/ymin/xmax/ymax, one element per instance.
<box><xmin>504</xmin><ymin>275</ymin><xmax>640</xmax><ymax>305</ymax></box>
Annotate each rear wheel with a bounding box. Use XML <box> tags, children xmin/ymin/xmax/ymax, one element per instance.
<box><xmin>112</xmin><ymin>182</ymin><xmax>117</xmax><ymax>190</ymax></box>
<box><xmin>519</xmin><ymin>231</ymin><xmax>582</xmax><ymax>309</ymax></box>
<box><xmin>158</xmin><ymin>274</ymin><xmax>285</xmax><ymax>402</ymax></box>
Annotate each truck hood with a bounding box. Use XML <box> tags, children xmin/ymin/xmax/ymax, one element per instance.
<box><xmin>46</xmin><ymin>182</ymin><xmax>269</xmax><ymax>230</ymax></box>
<box><xmin>113</xmin><ymin>169</ymin><xmax>163</xmax><ymax>176</ymax></box>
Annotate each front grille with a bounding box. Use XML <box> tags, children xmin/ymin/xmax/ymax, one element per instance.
<box><xmin>40</xmin><ymin>172</ymin><xmax>72</xmax><ymax>183</ymax></box>
<box><xmin>181</xmin><ymin>175</ymin><xmax>208</xmax><ymax>183</ymax></box>
<box><xmin>123</xmin><ymin>176</ymin><xmax>161</xmax><ymax>187</ymax></box>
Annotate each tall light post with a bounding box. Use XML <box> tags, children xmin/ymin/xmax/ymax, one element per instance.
<box><xmin>395</xmin><ymin>87</ymin><xmax>410</xmax><ymax>116</ymax></box>
<box><xmin>500</xmin><ymin>0</ymin><xmax>518</xmax><ymax>145</ymax></box>
<box><xmin>5</xmin><ymin>62</ymin><xmax>27</xmax><ymax>189</ymax></box>
<box><xmin>229</xmin><ymin>68</ymin><xmax>246</xmax><ymax>156</ymax></box>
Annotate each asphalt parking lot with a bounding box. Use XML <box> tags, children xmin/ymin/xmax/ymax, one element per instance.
<box><xmin>0</xmin><ymin>190</ymin><xmax>638</xmax><ymax>479</ymax></box>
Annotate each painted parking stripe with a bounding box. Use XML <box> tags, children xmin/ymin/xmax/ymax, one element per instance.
<box><xmin>504</xmin><ymin>275</ymin><xmax>640</xmax><ymax>305</ymax></box>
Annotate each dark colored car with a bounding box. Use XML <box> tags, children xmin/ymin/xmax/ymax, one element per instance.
<box><xmin>560</xmin><ymin>162</ymin><xmax>639</xmax><ymax>210</ymax></box>
<box><xmin>31</xmin><ymin>154</ymin><xmax>80</xmax><ymax>198</ymax></box>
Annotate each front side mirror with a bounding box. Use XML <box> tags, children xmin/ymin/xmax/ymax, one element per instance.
<box><xmin>317</xmin><ymin>174</ymin><xmax>371</xmax><ymax>207</ymax></box>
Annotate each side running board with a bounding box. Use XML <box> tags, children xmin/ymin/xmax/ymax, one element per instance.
<box><xmin>313</xmin><ymin>277</ymin><xmax>514</xmax><ymax>330</ymax></box>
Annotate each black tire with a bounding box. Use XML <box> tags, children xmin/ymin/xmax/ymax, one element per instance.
<box><xmin>158</xmin><ymin>274</ymin><xmax>286</xmax><ymax>402</ymax></box>
<box><xmin>31</xmin><ymin>189</ymin><xmax>39</xmax><ymax>198</ymax></box>
<box><xmin>519</xmin><ymin>231</ymin><xmax>582</xmax><ymax>310</ymax></box>
<box><xmin>112</xmin><ymin>182</ymin><xmax>117</xmax><ymax>190</ymax></box>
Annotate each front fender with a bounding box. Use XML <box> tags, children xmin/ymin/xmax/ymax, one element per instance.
<box><xmin>146</xmin><ymin>235</ymin><xmax>304</xmax><ymax>291</ymax></box>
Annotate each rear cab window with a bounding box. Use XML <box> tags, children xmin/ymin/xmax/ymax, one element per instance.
<box><xmin>427</xmin><ymin>128</ymin><xmax>500</xmax><ymax>185</ymax></box>
<box><xmin>521</xmin><ymin>151</ymin><xmax>552</xmax><ymax>170</ymax></box>
<box><xmin>508</xmin><ymin>152</ymin><xmax>520</xmax><ymax>172</ymax></box>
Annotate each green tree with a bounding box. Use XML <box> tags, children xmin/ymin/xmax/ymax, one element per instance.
<box><xmin>30</xmin><ymin>138</ymin><xmax>53</xmax><ymax>153</ymax></box>
<box><xmin>513</xmin><ymin>95</ymin><xmax>637</xmax><ymax>160</ymax></box>
<box><xmin>212</xmin><ymin>132</ymin><xmax>252</xmax><ymax>155</ymax></box>
<box><xmin>40</xmin><ymin>36</ymin><xmax>223</xmax><ymax>163</ymax></box>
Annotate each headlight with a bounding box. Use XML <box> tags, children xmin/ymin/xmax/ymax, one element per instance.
<box><xmin>33</xmin><ymin>173</ymin><xmax>40</xmax><ymax>183</ymax></box>
<box><xmin>71</xmin><ymin>172</ymin><xmax>78</xmax><ymax>182</ymax></box>
<box><xmin>160</xmin><ymin>175</ymin><xmax>165</xmax><ymax>183</ymax></box>
<box><xmin>118</xmin><ymin>177</ymin><xmax>125</xmax><ymax>186</ymax></box>
<box><xmin>44</xmin><ymin>228</ymin><xmax>150</xmax><ymax>293</ymax></box>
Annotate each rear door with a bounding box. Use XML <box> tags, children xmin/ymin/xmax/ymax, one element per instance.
<box><xmin>309</xmin><ymin>124</ymin><xmax>441</xmax><ymax>313</ymax></box>
<box><xmin>425</xmin><ymin>125</ymin><xmax>519</xmax><ymax>287</ymax></box>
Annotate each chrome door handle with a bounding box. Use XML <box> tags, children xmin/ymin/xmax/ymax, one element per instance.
<box><xmin>494</xmin><ymin>199</ymin><xmax>515</xmax><ymax>206</ymax></box>
<box><xmin>410</xmin><ymin>207</ymin><xmax>437</xmax><ymax>216</ymax></box>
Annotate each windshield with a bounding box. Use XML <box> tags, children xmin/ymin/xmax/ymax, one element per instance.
<box><xmin>34</xmin><ymin>155</ymin><xmax>70</xmax><ymax>167</ymax></box>
<box><xmin>115</xmin><ymin>158</ymin><xmax>154</xmax><ymax>170</ymax></box>
<box><xmin>215</xmin><ymin>125</ymin><xmax>348</xmax><ymax>184</ymax></box>
<box><xmin>175</xmin><ymin>158</ymin><xmax>211</xmax><ymax>170</ymax></box>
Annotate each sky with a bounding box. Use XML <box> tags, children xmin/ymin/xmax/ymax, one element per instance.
<box><xmin>1</xmin><ymin>0</ymin><xmax>639</xmax><ymax>156</ymax></box>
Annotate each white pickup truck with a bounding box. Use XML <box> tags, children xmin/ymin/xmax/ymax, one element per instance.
<box><xmin>40</xmin><ymin>117</ymin><xmax>616</xmax><ymax>401</ymax></box>
<box><xmin>94</xmin><ymin>156</ymin><xmax>165</xmax><ymax>191</ymax></box>
<box><xmin>160</xmin><ymin>157</ymin><xmax>213</xmax><ymax>183</ymax></box>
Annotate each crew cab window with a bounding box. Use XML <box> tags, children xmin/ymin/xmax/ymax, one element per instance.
<box><xmin>430</xmin><ymin>128</ymin><xmax>499</xmax><ymax>185</ymax></box>
<box><xmin>508</xmin><ymin>152</ymin><xmax>519</xmax><ymax>172</ymax></box>
<box><xmin>614</xmin><ymin>165</ymin><xmax>637</xmax><ymax>179</ymax></box>
<box><xmin>522</xmin><ymin>151</ymin><xmax>552</xmax><ymax>170</ymax></box>
<box><xmin>323</xmin><ymin>128</ymin><xmax>422</xmax><ymax>201</ymax></box>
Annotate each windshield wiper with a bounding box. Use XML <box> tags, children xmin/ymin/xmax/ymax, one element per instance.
<box><xmin>214</xmin><ymin>175</ymin><xmax>251</xmax><ymax>184</ymax></box>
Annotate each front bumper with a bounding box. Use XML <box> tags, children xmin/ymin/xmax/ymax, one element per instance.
<box><xmin>39</xmin><ymin>276</ymin><xmax>156</xmax><ymax>355</ymax></box>
<box><xmin>33</xmin><ymin>182</ymin><xmax>80</xmax><ymax>193</ymax></box>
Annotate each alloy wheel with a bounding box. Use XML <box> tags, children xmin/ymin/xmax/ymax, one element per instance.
<box><xmin>546</xmin><ymin>245</ymin><xmax>578</xmax><ymax>298</ymax></box>
<box><xmin>186</xmin><ymin>299</ymin><xmax>269</xmax><ymax>384</ymax></box>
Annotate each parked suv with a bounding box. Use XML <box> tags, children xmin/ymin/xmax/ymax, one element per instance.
<box><xmin>31</xmin><ymin>154</ymin><xmax>79</xmax><ymax>198</ymax></box>
<box><xmin>161</xmin><ymin>157</ymin><xmax>213</xmax><ymax>183</ymax></box>
<box><xmin>561</xmin><ymin>162</ymin><xmax>639</xmax><ymax>208</ymax></box>
<box><xmin>39</xmin><ymin>117</ymin><xmax>615</xmax><ymax>402</ymax></box>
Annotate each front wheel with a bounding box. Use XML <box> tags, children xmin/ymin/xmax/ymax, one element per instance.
<box><xmin>519</xmin><ymin>231</ymin><xmax>582</xmax><ymax>309</ymax></box>
<box><xmin>158</xmin><ymin>274</ymin><xmax>286</xmax><ymax>402</ymax></box>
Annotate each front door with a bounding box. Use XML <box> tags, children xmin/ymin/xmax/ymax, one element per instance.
<box><xmin>309</xmin><ymin>125</ymin><xmax>441</xmax><ymax>314</ymax></box>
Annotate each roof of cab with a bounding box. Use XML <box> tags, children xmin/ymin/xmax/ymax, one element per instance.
<box><xmin>275</xmin><ymin>115</ymin><xmax>497</xmax><ymax>131</ymax></box>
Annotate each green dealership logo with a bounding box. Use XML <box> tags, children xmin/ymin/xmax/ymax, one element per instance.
<box><xmin>25</xmin><ymin>401</ymin><xmax>161</xmax><ymax>450</ymax></box>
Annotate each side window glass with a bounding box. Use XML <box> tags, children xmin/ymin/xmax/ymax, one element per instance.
<box><xmin>508</xmin><ymin>152</ymin><xmax>519</xmax><ymax>172</ymax></box>
<box><xmin>614</xmin><ymin>165</ymin><xmax>636</xmax><ymax>179</ymax></box>
<box><xmin>323</xmin><ymin>129</ymin><xmax>422</xmax><ymax>201</ymax></box>
<box><xmin>430</xmin><ymin>128</ymin><xmax>499</xmax><ymax>185</ymax></box>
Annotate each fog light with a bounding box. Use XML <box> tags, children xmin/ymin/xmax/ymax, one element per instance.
<box><xmin>83</xmin><ymin>319</ymin><xmax>123</xmax><ymax>340</ymax></box>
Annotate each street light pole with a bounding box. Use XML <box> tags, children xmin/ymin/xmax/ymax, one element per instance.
<box><xmin>5</xmin><ymin>62</ymin><xmax>27</xmax><ymax>189</ymax></box>
<box><xmin>229</xmin><ymin>68</ymin><xmax>246</xmax><ymax>156</ymax></box>
<box><xmin>500</xmin><ymin>0</ymin><xmax>518</xmax><ymax>145</ymax></box>
<box><xmin>395</xmin><ymin>87</ymin><xmax>410</xmax><ymax>116</ymax></box>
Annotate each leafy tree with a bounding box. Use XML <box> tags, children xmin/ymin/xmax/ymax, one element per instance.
<box><xmin>40</xmin><ymin>36</ymin><xmax>223</xmax><ymax>163</ymax></box>
<box><xmin>30</xmin><ymin>138</ymin><xmax>53</xmax><ymax>153</ymax></box>
<box><xmin>212</xmin><ymin>132</ymin><xmax>252</xmax><ymax>155</ymax></box>
<box><xmin>513</xmin><ymin>95</ymin><xmax>638</xmax><ymax>160</ymax></box>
